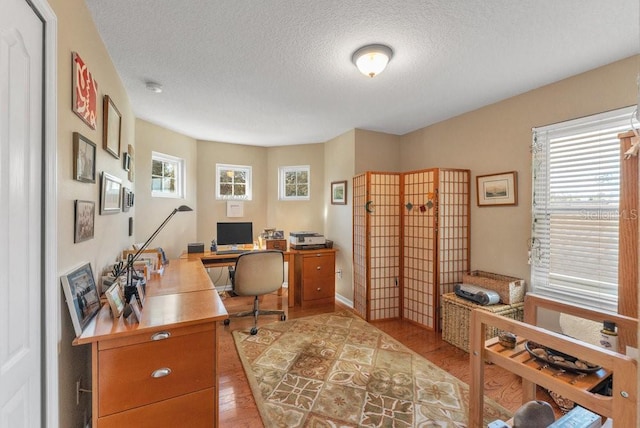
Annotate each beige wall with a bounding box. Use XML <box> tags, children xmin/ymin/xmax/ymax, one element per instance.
<box><xmin>355</xmin><ymin>129</ymin><xmax>402</xmax><ymax>174</ymax></box>
<box><xmin>325</xmin><ymin>131</ymin><xmax>356</xmax><ymax>301</ymax></box>
<box><xmin>134</xmin><ymin>119</ymin><xmax>198</xmax><ymax>259</ymax></box>
<box><xmin>51</xmin><ymin>0</ymin><xmax>136</xmax><ymax>426</ymax></box>
<box><xmin>400</xmin><ymin>55</ymin><xmax>638</xmax><ymax>284</ymax></box>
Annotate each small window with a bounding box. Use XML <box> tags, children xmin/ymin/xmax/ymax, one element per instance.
<box><xmin>279</xmin><ymin>165</ymin><xmax>310</xmax><ymax>200</ymax></box>
<box><xmin>216</xmin><ymin>164</ymin><xmax>252</xmax><ymax>200</ymax></box>
<box><xmin>151</xmin><ymin>152</ymin><xmax>185</xmax><ymax>198</ymax></box>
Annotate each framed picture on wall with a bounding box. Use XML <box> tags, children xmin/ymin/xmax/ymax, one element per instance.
<box><xmin>331</xmin><ymin>180</ymin><xmax>347</xmax><ymax>205</ymax></box>
<box><xmin>100</xmin><ymin>172</ymin><xmax>122</xmax><ymax>214</ymax></box>
<box><xmin>72</xmin><ymin>132</ymin><xmax>96</xmax><ymax>183</ymax></box>
<box><xmin>103</xmin><ymin>95</ymin><xmax>122</xmax><ymax>159</ymax></box>
<box><xmin>74</xmin><ymin>200</ymin><xmax>95</xmax><ymax>243</ymax></box>
<box><xmin>71</xmin><ymin>52</ymin><xmax>98</xmax><ymax>129</ymax></box>
<box><xmin>476</xmin><ymin>171</ymin><xmax>518</xmax><ymax>206</ymax></box>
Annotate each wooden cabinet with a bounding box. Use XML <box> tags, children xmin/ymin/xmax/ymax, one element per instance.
<box><xmin>75</xmin><ymin>259</ymin><xmax>227</xmax><ymax>428</ymax></box>
<box><xmin>294</xmin><ymin>249</ymin><xmax>336</xmax><ymax>307</ymax></box>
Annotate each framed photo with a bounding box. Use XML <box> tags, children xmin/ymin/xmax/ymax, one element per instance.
<box><xmin>74</xmin><ymin>200</ymin><xmax>95</xmax><ymax>243</ymax></box>
<box><xmin>73</xmin><ymin>132</ymin><xmax>96</xmax><ymax>183</ymax></box>
<box><xmin>331</xmin><ymin>180</ymin><xmax>347</xmax><ymax>205</ymax></box>
<box><xmin>100</xmin><ymin>172</ymin><xmax>122</xmax><ymax>214</ymax></box>
<box><xmin>105</xmin><ymin>282</ymin><xmax>125</xmax><ymax>318</ymax></box>
<box><xmin>122</xmin><ymin>187</ymin><xmax>133</xmax><ymax>212</ymax></box>
<box><xmin>103</xmin><ymin>95</ymin><xmax>122</xmax><ymax>159</ymax></box>
<box><xmin>129</xmin><ymin>296</ymin><xmax>142</xmax><ymax>322</ymax></box>
<box><xmin>122</xmin><ymin>152</ymin><xmax>131</xmax><ymax>171</ymax></box>
<box><xmin>476</xmin><ymin>171</ymin><xmax>518</xmax><ymax>206</ymax></box>
<box><xmin>72</xmin><ymin>52</ymin><xmax>98</xmax><ymax>129</ymax></box>
<box><xmin>60</xmin><ymin>262</ymin><xmax>101</xmax><ymax>337</ymax></box>
<box><xmin>127</xmin><ymin>144</ymin><xmax>135</xmax><ymax>182</ymax></box>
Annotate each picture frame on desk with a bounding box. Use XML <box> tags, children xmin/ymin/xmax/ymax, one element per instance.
<box><xmin>60</xmin><ymin>262</ymin><xmax>101</xmax><ymax>337</ymax></box>
<box><xmin>105</xmin><ymin>282</ymin><xmax>125</xmax><ymax>318</ymax></box>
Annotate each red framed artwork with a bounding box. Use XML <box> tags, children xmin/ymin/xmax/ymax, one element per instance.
<box><xmin>72</xmin><ymin>52</ymin><xmax>98</xmax><ymax>129</ymax></box>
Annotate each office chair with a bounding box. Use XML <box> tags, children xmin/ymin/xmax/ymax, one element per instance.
<box><xmin>223</xmin><ymin>250</ymin><xmax>286</xmax><ymax>335</ymax></box>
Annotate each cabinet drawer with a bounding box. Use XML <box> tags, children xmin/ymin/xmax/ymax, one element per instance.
<box><xmin>98</xmin><ymin>329</ymin><xmax>215</xmax><ymax>416</ymax></box>
<box><xmin>98</xmin><ymin>388</ymin><xmax>215</xmax><ymax>428</ymax></box>
<box><xmin>302</xmin><ymin>275</ymin><xmax>334</xmax><ymax>300</ymax></box>
<box><xmin>302</xmin><ymin>254</ymin><xmax>334</xmax><ymax>276</ymax></box>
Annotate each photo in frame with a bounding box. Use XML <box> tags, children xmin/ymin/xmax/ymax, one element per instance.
<box><xmin>71</xmin><ymin>52</ymin><xmax>98</xmax><ymax>129</ymax></box>
<box><xmin>100</xmin><ymin>172</ymin><xmax>122</xmax><ymax>214</ymax></box>
<box><xmin>122</xmin><ymin>152</ymin><xmax>131</xmax><ymax>171</ymax></box>
<box><xmin>103</xmin><ymin>95</ymin><xmax>122</xmax><ymax>159</ymax></box>
<box><xmin>127</xmin><ymin>144</ymin><xmax>135</xmax><ymax>182</ymax></box>
<box><xmin>476</xmin><ymin>171</ymin><xmax>518</xmax><ymax>206</ymax></box>
<box><xmin>60</xmin><ymin>262</ymin><xmax>101</xmax><ymax>337</ymax></box>
<box><xmin>74</xmin><ymin>200</ymin><xmax>95</xmax><ymax>243</ymax></box>
<box><xmin>122</xmin><ymin>187</ymin><xmax>134</xmax><ymax>212</ymax></box>
<box><xmin>331</xmin><ymin>180</ymin><xmax>347</xmax><ymax>205</ymax></box>
<box><xmin>105</xmin><ymin>282</ymin><xmax>125</xmax><ymax>318</ymax></box>
<box><xmin>72</xmin><ymin>132</ymin><xmax>96</xmax><ymax>183</ymax></box>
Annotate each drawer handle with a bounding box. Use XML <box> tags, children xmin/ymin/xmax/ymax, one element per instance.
<box><xmin>316</xmin><ymin>287</ymin><xmax>321</xmax><ymax>291</ymax></box>
<box><xmin>151</xmin><ymin>368</ymin><xmax>172</xmax><ymax>378</ymax></box>
<box><xmin>316</xmin><ymin>266</ymin><xmax>321</xmax><ymax>270</ymax></box>
<box><xmin>151</xmin><ymin>331</ymin><xmax>171</xmax><ymax>341</ymax></box>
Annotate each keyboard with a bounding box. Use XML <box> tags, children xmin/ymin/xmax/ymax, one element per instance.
<box><xmin>215</xmin><ymin>249</ymin><xmax>248</xmax><ymax>255</ymax></box>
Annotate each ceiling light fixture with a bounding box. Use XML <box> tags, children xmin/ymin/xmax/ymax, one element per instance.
<box><xmin>352</xmin><ymin>44</ymin><xmax>393</xmax><ymax>78</ymax></box>
<box><xmin>145</xmin><ymin>81</ymin><xmax>163</xmax><ymax>93</ymax></box>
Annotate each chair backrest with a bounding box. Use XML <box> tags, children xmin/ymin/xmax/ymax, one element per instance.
<box><xmin>233</xmin><ymin>250</ymin><xmax>284</xmax><ymax>296</ymax></box>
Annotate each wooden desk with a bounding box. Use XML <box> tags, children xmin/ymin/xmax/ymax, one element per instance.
<box><xmin>181</xmin><ymin>250</ymin><xmax>297</xmax><ymax>308</ymax></box>
<box><xmin>74</xmin><ymin>258</ymin><xmax>228</xmax><ymax>428</ymax></box>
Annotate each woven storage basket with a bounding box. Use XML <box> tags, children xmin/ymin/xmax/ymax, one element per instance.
<box><xmin>462</xmin><ymin>270</ymin><xmax>525</xmax><ymax>304</ymax></box>
<box><xmin>442</xmin><ymin>292</ymin><xmax>524</xmax><ymax>352</ymax></box>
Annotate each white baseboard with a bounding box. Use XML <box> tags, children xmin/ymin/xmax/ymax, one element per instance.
<box><xmin>335</xmin><ymin>293</ymin><xmax>353</xmax><ymax>308</ymax></box>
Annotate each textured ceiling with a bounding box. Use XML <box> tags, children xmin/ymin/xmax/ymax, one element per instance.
<box><xmin>85</xmin><ymin>0</ymin><xmax>639</xmax><ymax>146</ymax></box>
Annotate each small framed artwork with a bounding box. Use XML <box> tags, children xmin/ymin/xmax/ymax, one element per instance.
<box><xmin>122</xmin><ymin>152</ymin><xmax>131</xmax><ymax>171</ymax></box>
<box><xmin>60</xmin><ymin>262</ymin><xmax>101</xmax><ymax>337</ymax></box>
<box><xmin>72</xmin><ymin>52</ymin><xmax>98</xmax><ymax>129</ymax></box>
<box><xmin>331</xmin><ymin>180</ymin><xmax>347</xmax><ymax>205</ymax></box>
<box><xmin>127</xmin><ymin>144</ymin><xmax>135</xmax><ymax>182</ymax></box>
<box><xmin>100</xmin><ymin>172</ymin><xmax>122</xmax><ymax>214</ymax></box>
<box><xmin>105</xmin><ymin>282</ymin><xmax>125</xmax><ymax>318</ymax></box>
<box><xmin>476</xmin><ymin>171</ymin><xmax>518</xmax><ymax>206</ymax></box>
<box><xmin>129</xmin><ymin>296</ymin><xmax>142</xmax><ymax>322</ymax></box>
<box><xmin>72</xmin><ymin>132</ymin><xmax>96</xmax><ymax>183</ymax></box>
<box><xmin>103</xmin><ymin>95</ymin><xmax>122</xmax><ymax>159</ymax></box>
<box><xmin>74</xmin><ymin>200</ymin><xmax>95</xmax><ymax>243</ymax></box>
<box><xmin>122</xmin><ymin>187</ymin><xmax>133</xmax><ymax>212</ymax></box>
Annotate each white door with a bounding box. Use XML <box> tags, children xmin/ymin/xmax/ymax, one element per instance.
<box><xmin>0</xmin><ymin>0</ymin><xmax>44</xmax><ymax>426</ymax></box>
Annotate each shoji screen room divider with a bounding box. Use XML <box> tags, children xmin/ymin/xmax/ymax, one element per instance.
<box><xmin>352</xmin><ymin>169</ymin><xmax>470</xmax><ymax>330</ymax></box>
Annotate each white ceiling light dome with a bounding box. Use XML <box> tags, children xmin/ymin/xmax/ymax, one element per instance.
<box><xmin>352</xmin><ymin>44</ymin><xmax>393</xmax><ymax>78</ymax></box>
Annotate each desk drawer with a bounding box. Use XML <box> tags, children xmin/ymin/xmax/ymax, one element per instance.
<box><xmin>98</xmin><ymin>329</ymin><xmax>215</xmax><ymax>416</ymax></box>
<box><xmin>98</xmin><ymin>388</ymin><xmax>215</xmax><ymax>428</ymax></box>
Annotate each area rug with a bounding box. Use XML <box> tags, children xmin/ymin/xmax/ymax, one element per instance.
<box><xmin>232</xmin><ymin>310</ymin><xmax>512</xmax><ymax>427</ymax></box>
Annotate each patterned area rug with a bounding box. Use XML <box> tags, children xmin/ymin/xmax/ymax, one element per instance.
<box><xmin>232</xmin><ymin>310</ymin><xmax>512</xmax><ymax>427</ymax></box>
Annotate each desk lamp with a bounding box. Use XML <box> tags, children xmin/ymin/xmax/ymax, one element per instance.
<box><xmin>115</xmin><ymin>205</ymin><xmax>193</xmax><ymax>302</ymax></box>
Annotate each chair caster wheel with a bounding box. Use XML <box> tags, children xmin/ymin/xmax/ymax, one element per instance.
<box><xmin>223</xmin><ymin>319</ymin><xmax>230</xmax><ymax>326</ymax></box>
<box><xmin>250</xmin><ymin>327</ymin><xmax>258</xmax><ymax>335</ymax></box>
<box><xmin>280</xmin><ymin>314</ymin><xmax>286</xmax><ymax>321</ymax></box>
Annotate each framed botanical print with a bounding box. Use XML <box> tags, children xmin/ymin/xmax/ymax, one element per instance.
<box><xmin>331</xmin><ymin>180</ymin><xmax>347</xmax><ymax>205</ymax></box>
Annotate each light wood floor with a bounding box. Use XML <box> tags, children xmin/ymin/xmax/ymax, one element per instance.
<box><xmin>218</xmin><ymin>290</ymin><xmax>559</xmax><ymax>427</ymax></box>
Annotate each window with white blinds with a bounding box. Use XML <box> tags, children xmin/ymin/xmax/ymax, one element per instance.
<box><xmin>531</xmin><ymin>106</ymin><xmax>635</xmax><ymax>313</ymax></box>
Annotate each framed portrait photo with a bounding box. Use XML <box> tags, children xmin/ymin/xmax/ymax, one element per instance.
<box><xmin>100</xmin><ymin>172</ymin><xmax>122</xmax><ymax>214</ymax></box>
<box><xmin>74</xmin><ymin>200</ymin><xmax>95</xmax><ymax>243</ymax></box>
<box><xmin>60</xmin><ymin>262</ymin><xmax>101</xmax><ymax>337</ymax></box>
<box><xmin>73</xmin><ymin>132</ymin><xmax>96</xmax><ymax>183</ymax></box>
<box><xmin>103</xmin><ymin>95</ymin><xmax>122</xmax><ymax>159</ymax></box>
<box><xmin>331</xmin><ymin>180</ymin><xmax>347</xmax><ymax>205</ymax></box>
<box><xmin>105</xmin><ymin>282</ymin><xmax>125</xmax><ymax>318</ymax></box>
<box><xmin>476</xmin><ymin>171</ymin><xmax>518</xmax><ymax>207</ymax></box>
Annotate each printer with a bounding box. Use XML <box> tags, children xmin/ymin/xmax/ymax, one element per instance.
<box><xmin>289</xmin><ymin>231</ymin><xmax>326</xmax><ymax>249</ymax></box>
<box><xmin>454</xmin><ymin>283</ymin><xmax>500</xmax><ymax>306</ymax></box>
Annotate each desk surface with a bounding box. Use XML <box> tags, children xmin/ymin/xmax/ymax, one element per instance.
<box><xmin>74</xmin><ymin>258</ymin><xmax>228</xmax><ymax>345</ymax></box>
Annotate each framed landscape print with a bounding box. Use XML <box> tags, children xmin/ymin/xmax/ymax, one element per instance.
<box><xmin>103</xmin><ymin>95</ymin><xmax>122</xmax><ymax>159</ymax></box>
<box><xmin>60</xmin><ymin>262</ymin><xmax>101</xmax><ymax>337</ymax></box>
<box><xmin>71</xmin><ymin>52</ymin><xmax>98</xmax><ymax>129</ymax></box>
<box><xmin>476</xmin><ymin>171</ymin><xmax>518</xmax><ymax>206</ymax></box>
<box><xmin>73</xmin><ymin>132</ymin><xmax>96</xmax><ymax>183</ymax></box>
<box><xmin>100</xmin><ymin>172</ymin><xmax>122</xmax><ymax>214</ymax></box>
<box><xmin>331</xmin><ymin>180</ymin><xmax>347</xmax><ymax>205</ymax></box>
<box><xmin>74</xmin><ymin>200</ymin><xmax>95</xmax><ymax>243</ymax></box>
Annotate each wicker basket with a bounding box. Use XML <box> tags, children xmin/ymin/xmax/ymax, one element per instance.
<box><xmin>462</xmin><ymin>270</ymin><xmax>525</xmax><ymax>304</ymax></box>
<box><xmin>442</xmin><ymin>292</ymin><xmax>524</xmax><ymax>352</ymax></box>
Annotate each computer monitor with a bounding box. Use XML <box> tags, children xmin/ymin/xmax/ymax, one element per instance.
<box><xmin>216</xmin><ymin>222</ymin><xmax>253</xmax><ymax>246</ymax></box>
